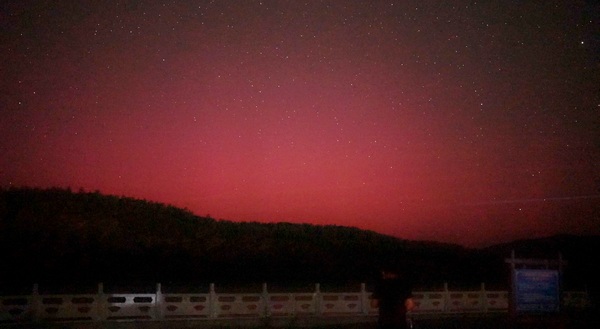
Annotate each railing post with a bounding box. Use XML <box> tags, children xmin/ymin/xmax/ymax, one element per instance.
<box><xmin>209</xmin><ymin>283</ymin><xmax>217</xmax><ymax>318</ymax></box>
<box><xmin>481</xmin><ymin>283</ymin><xmax>487</xmax><ymax>313</ymax></box>
<box><xmin>97</xmin><ymin>282</ymin><xmax>105</xmax><ymax>321</ymax></box>
<box><xmin>361</xmin><ymin>283</ymin><xmax>369</xmax><ymax>315</ymax></box>
<box><xmin>262</xmin><ymin>283</ymin><xmax>269</xmax><ymax>318</ymax></box>
<box><xmin>443</xmin><ymin>282</ymin><xmax>449</xmax><ymax>313</ymax></box>
<box><xmin>31</xmin><ymin>283</ymin><xmax>41</xmax><ymax>322</ymax></box>
<box><xmin>315</xmin><ymin>283</ymin><xmax>322</xmax><ymax>316</ymax></box>
<box><xmin>156</xmin><ymin>283</ymin><xmax>163</xmax><ymax>320</ymax></box>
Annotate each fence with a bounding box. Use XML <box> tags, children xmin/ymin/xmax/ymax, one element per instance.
<box><xmin>0</xmin><ymin>283</ymin><xmax>591</xmax><ymax>324</ymax></box>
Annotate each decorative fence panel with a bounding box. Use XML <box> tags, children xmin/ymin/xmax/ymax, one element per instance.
<box><xmin>320</xmin><ymin>292</ymin><xmax>365</xmax><ymax>316</ymax></box>
<box><xmin>563</xmin><ymin>291</ymin><xmax>592</xmax><ymax>309</ymax></box>
<box><xmin>267</xmin><ymin>293</ymin><xmax>317</xmax><ymax>316</ymax></box>
<box><xmin>412</xmin><ymin>292</ymin><xmax>446</xmax><ymax>313</ymax></box>
<box><xmin>37</xmin><ymin>294</ymin><xmax>99</xmax><ymax>321</ymax></box>
<box><xmin>160</xmin><ymin>294</ymin><xmax>211</xmax><ymax>319</ymax></box>
<box><xmin>446</xmin><ymin>291</ymin><xmax>484</xmax><ymax>313</ymax></box>
<box><xmin>0</xmin><ymin>296</ymin><xmax>32</xmax><ymax>323</ymax></box>
<box><xmin>104</xmin><ymin>293</ymin><xmax>157</xmax><ymax>321</ymax></box>
<box><xmin>214</xmin><ymin>293</ymin><xmax>264</xmax><ymax>318</ymax></box>
<box><xmin>485</xmin><ymin>291</ymin><xmax>509</xmax><ymax>311</ymax></box>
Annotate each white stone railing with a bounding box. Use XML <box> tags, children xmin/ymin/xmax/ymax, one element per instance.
<box><xmin>0</xmin><ymin>283</ymin><xmax>591</xmax><ymax>324</ymax></box>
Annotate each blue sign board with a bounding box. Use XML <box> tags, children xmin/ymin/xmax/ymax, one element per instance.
<box><xmin>514</xmin><ymin>269</ymin><xmax>560</xmax><ymax>313</ymax></box>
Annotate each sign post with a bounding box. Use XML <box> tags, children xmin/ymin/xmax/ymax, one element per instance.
<box><xmin>505</xmin><ymin>250</ymin><xmax>567</xmax><ymax>317</ymax></box>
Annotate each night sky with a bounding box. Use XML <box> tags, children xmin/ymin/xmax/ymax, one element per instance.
<box><xmin>2</xmin><ymin>1</ymin><xmax>599</xmax><ymax>247</ymax></box>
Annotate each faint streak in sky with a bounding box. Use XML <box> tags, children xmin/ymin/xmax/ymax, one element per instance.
<box><xmin>465</xmin><ymin>195</ymin><xmax>600</xmax><ymax>206</ymax></box>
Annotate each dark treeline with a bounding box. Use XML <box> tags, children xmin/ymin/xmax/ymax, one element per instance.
<box><xmin>0</xmin><ymin>187</ymin><xmax>597</xmax><ymax>295</ymax></box>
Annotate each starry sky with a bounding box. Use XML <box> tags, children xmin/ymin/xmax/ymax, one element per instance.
<box><xmin>2</xmin><ymin>0</ymin><xmax>599</xmax><ymax>247</ymax></box>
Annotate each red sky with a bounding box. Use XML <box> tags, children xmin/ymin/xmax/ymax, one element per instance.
<box><xmin>2</xmin><ymin>1</ymin><xmax>599</xmax><ymax>247</ymax></box>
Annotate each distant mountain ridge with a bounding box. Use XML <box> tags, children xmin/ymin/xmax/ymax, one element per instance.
<box><xmin>1</xmin><ymin>187</ymin><xmax>598</xmax><ymax>295</ymax></box>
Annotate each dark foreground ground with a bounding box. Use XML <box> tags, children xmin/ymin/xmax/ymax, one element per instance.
<box><xmin>1</xmin><ymin>312</ymin><xmax>599</xmax><ymax>329</ymax></box>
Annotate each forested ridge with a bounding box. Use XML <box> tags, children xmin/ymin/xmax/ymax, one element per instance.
<box><xmin>1</xmin><ymin>187</ymin><xmax>597</xmax><ymax>294</ymax></box>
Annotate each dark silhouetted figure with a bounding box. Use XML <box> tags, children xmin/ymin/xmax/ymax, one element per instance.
<box><xmin>371</xmin><ymin>266</ymin><xmax>415</xmax><ymax>329</ymax></box>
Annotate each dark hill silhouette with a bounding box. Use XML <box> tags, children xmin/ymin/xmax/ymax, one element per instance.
<box><xmin>1</xmin><ymin>187</ymin><xmax>597</xmax><ymax>297</ymax></box>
